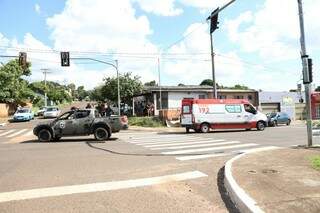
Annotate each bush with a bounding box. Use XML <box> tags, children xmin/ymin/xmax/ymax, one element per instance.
<box><xmin>311</xmin><ymin>156</ymin><xmax>320</xmax><ymax>171</ymax></box>
<box><xmin>128</xmin><ymin>116</ymin><xmax>164</xmax><ymax>127</ymax></box>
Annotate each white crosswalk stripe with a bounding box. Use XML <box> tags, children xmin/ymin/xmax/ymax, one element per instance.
<box><xmin>151</xmin><ymin>141</ymin><xmax>240</xmax><ymax>150</ymax></box>
<box><xmin>121</xmin><ymin>133</ymin><xmax>278</xmax><ymax>161</ymax></box>
<box><xmin>161</xmin><ymin>143</ymin><xmax>258</xmax><ymax>155</ymax></box>
<box><xmin>0</xmin><ymin>129</ymin><xmax>15</xmax><ymax>137</ymax></box>
<box><xmin>7</xmin><ymin>129</ymin><xmax>28</xmax><ymax>138</ymax></box>
<box><xmin>23</xmin><ymin>130</ymin><xmax>34</xmax><ymax>137</ymax></box>
<box><xmin>144</xmin><ymin>139</ymin><xmax>226</xmax><ymax>148</ymax></box>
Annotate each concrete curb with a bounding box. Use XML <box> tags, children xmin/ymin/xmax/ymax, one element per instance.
<box><xmin>224</xmin><ymin>147</ymin><xmax>280</xmax><ymax>213</ymax></box>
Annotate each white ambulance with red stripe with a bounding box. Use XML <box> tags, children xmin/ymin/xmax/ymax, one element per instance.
<box><xmin>180</xmin><ymin>98</ymin><xmax>267</xmax><ymax>133</ymax></box>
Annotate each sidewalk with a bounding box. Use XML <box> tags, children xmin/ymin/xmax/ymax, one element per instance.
<box><xmin>0</xmin><ymin>117</ymin><xmax>9</xmax><ymax>126</ymax></box>
<box><xmin>226</xmin><ymin>147</ymin><xmax>320</xmax><ymax>213</ymax></box>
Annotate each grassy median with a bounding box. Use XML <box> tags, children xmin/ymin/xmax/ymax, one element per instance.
<box><xmin>310</xmin><ymin>156</ymin><xmax>320</xmax><ymax>171</ymax></box>
<box><xmin>128</xmin><ymin>116</ymin><xmax>165</xmax><ymax>127</ymax></box>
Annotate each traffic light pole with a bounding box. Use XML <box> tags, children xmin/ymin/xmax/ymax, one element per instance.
<box><xmin>297</xmin><ymin>0</ymin><xmax>313</xmax><ymax>147</ymax></box>
<box><xmin>207</xmin><ymin>0</ymin><xmax>236</xmax><ymax>99</ymax></box>
<box><xmin>209</xmin><ymin>34</ymin><xmax>217</xmax><ymax>98</ymax></box>
<box><xmin>71</xmin><ymin>57</ymin><xmax>121</xmax><ymax>116</ymax></box>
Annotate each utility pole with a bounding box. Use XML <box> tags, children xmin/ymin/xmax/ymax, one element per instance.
<box><xmin>116</xmin><ymin>60</ymin><xmax>121</xmax><ymax>116</ymax></box>
<box><xmin>41</xmin><ymin>69</ymin><xmax>51</xmax><ymax>107</ymax></box>
<box><xmin>158</xmin><ymin>57</ymin><xmax>162</xmax><ymax>111</ymax></box>
<box><xmin>297</xmin><ymin>0</ymin><xmax>313</xmax><ymax>147</ymax></box>
<box><xmin>207</xmin><ymin>0</ymin><xmax>236</xmax><ymax>99</ymax></box>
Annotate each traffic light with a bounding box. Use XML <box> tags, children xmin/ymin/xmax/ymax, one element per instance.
<box><xmin>19</xmin><ymin>52</ymin><xmax>27</xmax><ymax>68</ymax></box>
<box><xmin>60</xmin><ymin>52</ymin><xmax>70</xmax><ymax>67</ymax></box>
<box><xmin>307</xmin><ymin>58</ymin><xmax>313</xmax><ymax>83</ymax></box>
<box><xmin>303</xmin><ymin>57</ymin><xmax>313</xmax><ymax>84</ymax></box>
<box><xmin>209</xmin><ymin>8</ymin><xmax>219</xmax><ymax>33</ymax></box>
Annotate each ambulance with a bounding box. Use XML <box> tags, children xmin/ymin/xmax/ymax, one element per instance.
<box><xmin>180</xmin><ymin>98</ymin><xmax>268</xmax><ymax>133</ymax></box>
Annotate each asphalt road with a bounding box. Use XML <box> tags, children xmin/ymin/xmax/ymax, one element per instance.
<box><xmin>0</xmin><ymin>119</ymin><xmax>312</xmax><ymax>213</ymax></box>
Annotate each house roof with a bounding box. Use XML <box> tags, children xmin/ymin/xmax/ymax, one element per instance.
<box><xmin>143</xmin><ymin>85</ymin><xmax>256</xmax><ymax>93</ymax></box>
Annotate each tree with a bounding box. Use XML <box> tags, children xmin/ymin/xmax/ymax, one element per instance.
<box><xmin>144</xmin><ymin>80</ymin><xmax>157</xmax><ymax>86</ymax></box>
<box><xmin>200</xmin><ymin>79</ymin><xmax>213</xmax><ymax>86</ymax></box>
<box><xmin>0</xmin><ymin>59</ymin><xmax>33</xmax><ymax>103</ymax></box>
<box><xmin>101</xmin><ymin>72</ymin><xmax>143</xmax><ymax>105</ymax></box>
<box><xmin>76</xmin><ymin>86</ymin><xmax>88</xmax><ymax>101</ymax></box>
<box><xmin>178</xmin><ymin>83</ymin><xmax>185</xmax><ymax>86</ymax></box>
<box><xmin>89</xmin><ymin>86</ymin><xmax>104</xmax><ymax>102</ymax></box>
<box><xmin>229</xmin><ymin>84</ymin><xmax>250</xmax><ymax>90</ymax></box>
<box><xmin>315</xmin><ymin>86</ymin><xmax>320</xmax><ymax>92</ymax></box>
<box><xmin>29</xmin><ymin>81</ymin><xmax>72</xmax><ymax>105</ymax></box>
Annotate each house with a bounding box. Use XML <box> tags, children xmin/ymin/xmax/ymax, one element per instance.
<box><xmin>134</xmin><ymin>86</ymin><xmax>259</xmax><ymax>120</ymax></box>
<box><xmin>259</xmin><ymin>91</ymin><xmax>305</xmax><ymax>120</ymax></box>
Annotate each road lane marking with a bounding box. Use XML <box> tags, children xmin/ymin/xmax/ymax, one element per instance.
<box><xmin>132</xmin><ymin>138</ymin><xmax>221</xmax><ymax>146</ymax></box>
<box><xmin>0</xmin><ymin>171</ymin><xmax>207</xmax><ymax>203</ymax></box>
<box><xmin>6</xmin><ymin>129</ymin><xmax>28</xmax><ymax>138</ymax></box>
<box><xmin>161</xmin><ymin>143</ymin><xmax>258</xmax><ymax>155</ymax></box>
<box><xmin>23</xmin><ymin>130</ymin><xmax>34</xmax><ymax>137</ymax></box>
<box><xmin>144</xmin><ymin>139</ymin><xmax>226</xmax><ymax>148</ymax></box>
<box><xmin>129</xmin><ymin>137</ymin><xmax>203</xmax><ymax>144</ymax></box>
<box><xmin>151</xmin><ymin>141</ymin><xmax>240</xmax><ymax>150</ymax></box>
<box><xmin>0</xmin><ymin>130</ymin><xmax>15</xmax><ymax>137</ymax></box>
<box><xmin>129</xmin><ymin>135</ymin><xmax>190</xmax><ymax>141</ymax></box>
<box><xmin>176</xmin><ymin>153</ymin><xmax>234</xmax><ymax>161</ymax></box>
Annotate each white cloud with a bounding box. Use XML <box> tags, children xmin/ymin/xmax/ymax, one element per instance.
<box><xmin>34</xmin><ymin>3</ymin><xmax>41</xmax><ymax>14</ymax></box>
<box><xmin>225</xmin><ymin>0</ymin><xmax>320</xmax><ymax>61</ymax></box>
<box><xmin>179</xmin><ymin>0</ymin><xmax>231</xmax><ymax>13</ymax></box>
<box><xmin>162</xmin><ymin>22</ymin><xmax>246</xmax><ymax>86</ymax></box>
<box><xmin>133</xmin><ymin>0</ymin><xmax>183</xmax><ymax>16</ymax></box>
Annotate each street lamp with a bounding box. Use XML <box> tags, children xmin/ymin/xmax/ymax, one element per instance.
<box><xmin>71</xmin><ymin>57</ymin><xmax>121</xmax><ymax>116</ymax></box>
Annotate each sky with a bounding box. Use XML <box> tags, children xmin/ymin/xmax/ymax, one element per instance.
<box><xmin>0</xmin><ymin>0</ymin><xmax>319</xmax><ymax>91</ymax></box>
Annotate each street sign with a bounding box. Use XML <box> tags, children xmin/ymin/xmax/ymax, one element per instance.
<box><xmin>60</xmin><ymin>52</ymin><xmax>70</xmax><ymax>67</ymax></box>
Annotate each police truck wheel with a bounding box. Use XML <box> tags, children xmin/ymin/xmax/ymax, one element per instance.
<box><xmin>257</xmin><ymin>121</ymin><xmax>265</xmax><ymax>131</ymax></box>
<box><xmin>94</xmin><ymin>127</ymin><xmax>110</xmax><ymax>141</ymax></box>
<box><xmin>200</xmin><ymin>123</ymin><xmax>210</xmax><ymax>133</ymax></box>
<box><xmin>38</xmin><ymin>129</ymin><xmax>52</xmax><ymax>142</ymax></box>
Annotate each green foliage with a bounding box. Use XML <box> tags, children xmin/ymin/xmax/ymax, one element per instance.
<box><xmin>29</xmin><ymin>81</ymin><xmax>72</xmax><ymax>105</ymax></box>
<box><xmin>177</xmin><ymin>83</ymin><xmax>185</xmax><ymax>86</ymax></box>
<box><xmin>128</xmin><ymin>116</ymin><xmax>164</xmax><ymax>127</ymax></box>
<box><xmin>230</xmin><ymin>84</ymin><xmax>250</xmax><ymax>90</ymax></box>
<box><xmin>76</xmin><ymin>86</ymin><xmax>88</xmax><ymax>101</ymax></box>
<box><xmin>200</xmin><ymin>79</ymin><xmax>213</xmax><ymax>86</ymax></box>
<box><xmin>89</xmin><ymin>86</ymin><xmax>104</xmax><ymax>102</ymax></box>
<box><xmin>0</xmin><ymin>59</ymin><xmax>33</xmax><ymax>103</ymax></box>
<box><xmin>315</xmin><ymin>86</ymin><xmax>320</xmax><ymax>92</ymax></box>
<box><xmin>101</xmin><ymin>72</ymin><xmax>143</xmax><ymax>104</ymax></box>
<box><xmin>310</xmin><ymin>156</ymin><xmax>320</xmax><ymax>170</ymax></box>
<box><xmin>144</xmin><ymin>80</ymin><xmax>157</xmax><ymax>86</ymax></box>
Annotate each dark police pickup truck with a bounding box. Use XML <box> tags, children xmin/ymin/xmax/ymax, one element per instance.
<box><xmin>33</xmin><ymin>109</ymin><xmax>122</xmax><ymax>142</ymax></box>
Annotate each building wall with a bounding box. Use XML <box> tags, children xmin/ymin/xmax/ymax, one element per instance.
<box><xmin>218</xmin><ymin>92</ymin><xmax>258</xmax><ymax>106</ymax></box>
<box><xmin>168</xmin><ymin>92</ymin><xmax>208</xmax><ymax>109</ymax></box>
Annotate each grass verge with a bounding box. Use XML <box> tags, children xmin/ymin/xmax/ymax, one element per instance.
<box><xmin>128</xmin><ymin>116</ymin><xmax>165</xmax><ymax>127</ymax></box>
<box><xmin>310</xmin><ymin>156</ymin><xmax>320</xmax><ymax>171</ymax></box>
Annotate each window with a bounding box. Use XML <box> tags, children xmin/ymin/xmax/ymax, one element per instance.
<box><xmin>244</xmin><ymin>104</ymin><xmax>256</xmax><ymax>114</ymax></box>
<box><xmin>75</xmin><ymin>110</ymin><xmax>90</xmax><ymax>119</ymax></box>
<box><xmin>316</xmin><ymin>104</ymin><xmax>320</xmax><ymax>119</ymax></box>
<box><xmin>225</xmin><ymin>105</ymin><xmax>242</xmax><ymax>113</ymax></box>
<box><xmin>234</xmin><ymin>95</ymin><xmax>244</xmax><ymax>99</ymax></box>
<box><xmin>182</xmin><ymin>105</ymin><xmax>191</xmax><ymax>114</ymax></box>
<box><xmin>199</xmin><ymin>94</ymin><xmax>206</xmax><ymax>99</ymax></box>
<box><xmin>218</xmin><ymin>95</ymin><xmax>226</xmax><ymax>99</ymax></box>
<box><xmin>58</xmin><ymin>111</ymin><xmax>74</xmax><ymax>120</ymax></box>
<box><xmin>248</xmin><ymin>95</ymin><xmax>253</xmax><ymax>100</ymax></box>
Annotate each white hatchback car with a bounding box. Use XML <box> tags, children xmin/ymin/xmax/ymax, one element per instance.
<box><xmin>43</xmin><ymin>107</ymin><xmax>60</xmax><ymax>118</ymax></box>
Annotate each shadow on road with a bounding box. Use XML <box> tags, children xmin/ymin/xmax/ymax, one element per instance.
<box><xmin>21</xmin><ymin>137</ymin><xmax>118</xmax><ymax>144</ymax></box>
<box><xmin>85</xmin><ymin>142</ymin><xmax>229</xmax><ymax>157</ymax></box>
<box><xmin>217</xmin><ymin>166</ymin><xmax>240</xmax><ymax>213</ymax></box>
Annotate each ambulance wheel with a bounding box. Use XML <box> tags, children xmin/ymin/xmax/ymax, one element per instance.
<box><xmin>200</xmin><ymin>123</ymin><xmax>210</xmax><ymax>133</ymax></box>
<box><xmin>257</xmin><ymin>121</ymin><xmax>266</xmax><ymax>131</ymax></box>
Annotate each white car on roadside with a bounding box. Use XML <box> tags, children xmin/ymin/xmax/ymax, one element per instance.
<box><xmin>43</xmin><ymin>107</ymin><xmax>60</xmax><ymax>118</ymax></box>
